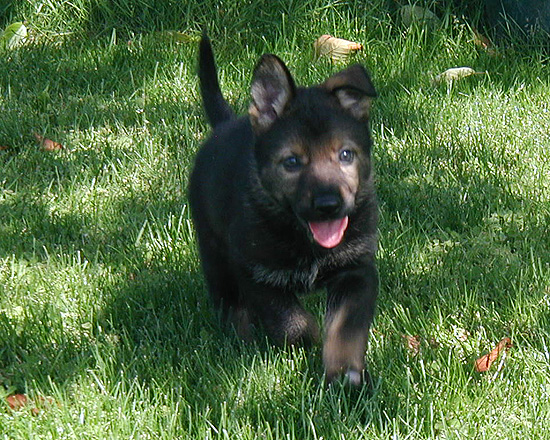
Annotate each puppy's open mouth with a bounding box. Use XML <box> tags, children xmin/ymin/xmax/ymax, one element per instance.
<box><xmin>308</xmin><ymin>216</ymin><xmax>349</xmax><ymax>248</ymax></box>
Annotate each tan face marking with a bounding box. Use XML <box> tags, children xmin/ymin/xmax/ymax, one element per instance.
<box><xmin>259</xmin><ymin>132</ymin><xmax>368</xmax><ymax>219</ymax></box>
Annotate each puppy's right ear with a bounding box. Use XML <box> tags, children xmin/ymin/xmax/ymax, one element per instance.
<box><xmin>249</xmin><ymin>55</ymin><xmax>296</xmax><ymax>134</ymax></box>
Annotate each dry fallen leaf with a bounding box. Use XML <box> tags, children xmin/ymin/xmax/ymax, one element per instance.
<box><xmin>6</xmin><ymin>393</ymin><xmax>28</xmax><ymax>410</ymax></box>
<box><xmin>0</xmin><ymin>145</ymin><xmax>9</xmax><ymax>151</ymax></box>
<box><xmin>475</xmin><ymin>337</ymin><xmax>512</xmax><ymax>373</ymax></box>
<box><xmin>473</xmin><ymin>28</ymin><xmax>497</xmax><ymax>56</ymax></box>
<box><xmin>34</xmin><ymin>133</ymin><xmax>63</xmax><ymax>151</ymax></box>
<box><xmin>314</xmin><ymin>34</ymin><xmax>363</xmax><ymax>63</ymax></box>
<box><xmin>433</xmin><ymin>67</ymin><xmax>487</xmax><ymax>85</ymax></box>
<box><xmin>5</xmin><ymin>393</ymin><xmax>54</xmax><ymax>416</ymax></box>
<box><xmin>403</xmin><ymin>334</ymin><xmax>421</xmax><ymax>356</ymax></box>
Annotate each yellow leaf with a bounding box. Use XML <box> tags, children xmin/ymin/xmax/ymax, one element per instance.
<box><xmin>314</xmin><ymin>35</ymin><xmax>363</xmax><ymax>63</ymax></box>
<box><xmin>433</xmin><ymin>67</ymin><xmax>486</xmax><ymax>84</ymax></box>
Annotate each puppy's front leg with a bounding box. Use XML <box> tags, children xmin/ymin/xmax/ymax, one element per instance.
<box><xmin>323</xmin><ymin>262</ymin><xmax>378</xmax><ymax>385</ymax></box>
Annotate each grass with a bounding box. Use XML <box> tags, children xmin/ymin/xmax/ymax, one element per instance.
<box><xmin>1</xmin><ymin>0</ymin><xmax>550</xmax><ymax>438</ymax></box>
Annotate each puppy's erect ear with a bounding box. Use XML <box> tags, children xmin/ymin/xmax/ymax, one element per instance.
<box><xmin>249</xmin><ymin>54</ymin><xmax>296</xmax><ymax>134</ymax></box>
<box><xmin>323</xmin><ymin>65</ymin><xmax>377</xmax><ymax>120</ymax></box>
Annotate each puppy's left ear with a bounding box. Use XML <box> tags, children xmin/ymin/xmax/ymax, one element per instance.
<box><xmin>323</xmin><ymin>65</ymin><xmax>377</xmax><ymax>120</ymax></box>
<box><xmin>249</xmin><ymin>54</ymin><xmax>296</xmax><ymax>134</ymax></box>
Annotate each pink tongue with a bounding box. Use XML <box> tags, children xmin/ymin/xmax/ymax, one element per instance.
<box><xmin>308</xmin><ymin>216</ymin><xmax>349</xmax><ymax>248</ymax></box>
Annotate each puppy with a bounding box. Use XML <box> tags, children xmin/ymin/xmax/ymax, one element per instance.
<box><xmin>189</xmin><ymin>36</ymin><xmax>378</xmax><ymax>385</ymax></box>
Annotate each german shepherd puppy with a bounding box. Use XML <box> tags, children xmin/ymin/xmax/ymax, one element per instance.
<box><xmin>189</xmin><ymin>36</ymin><xmax>378</xmax><ymax>385</ymax></box>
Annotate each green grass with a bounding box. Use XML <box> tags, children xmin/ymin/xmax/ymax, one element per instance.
<box><xmin>1</xmin><ymin>1</ymin><xmax>550</xmax><ymax>438</ymax></box>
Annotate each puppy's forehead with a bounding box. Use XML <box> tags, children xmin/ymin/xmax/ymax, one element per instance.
<box><xmin>283</xmin><ymin>130</ymin><xmax>356</xmax><ymax>155</ymax></box>
<box><xmin>293</xmin><ymin>86</ymin><xmax>335</xmax><ymax>109</ymax></box>
<box><xmin>289</xmin><ymin>87</ymin><xmax>366</xmax><ymax>130</ymax></box>
<box><xmin>259</xmin><ymin>86</ymin><xmax>370</xmax><ymax>154</ymax></box>
<box><xmin>289</xmin><ymin>111</ymin><xmax>363</xmax><ymax>146</ymax></box>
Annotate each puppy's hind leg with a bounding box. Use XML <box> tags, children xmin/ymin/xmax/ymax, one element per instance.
<box><xmin>194</xmin><ymin>227</ymin><xmax>252</xmax><ymax>338</ymax></box>
<box><xmin>239</xmin><ymin>277</ymin><xmax>320</xmax><ymax>346</ymax></box>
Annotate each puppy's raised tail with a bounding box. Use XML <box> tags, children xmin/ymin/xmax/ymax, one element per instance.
<box><xmin>199</xmin><ymin>35</ymin><xmax>235</xmax><ymax>128</ymax></box>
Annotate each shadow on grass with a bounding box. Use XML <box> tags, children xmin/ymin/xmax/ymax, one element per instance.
<box><xmin>97</xmin><ymin>271</ymin><xmax>389</xmax><ymax>432</ymax></box>
<box><xmin>0</xmin><ymin>34</ymin><xmax>203</xmax><ymax>261</ymax></box>
<box><xmin>0</xmin><ymin>36</ymin><xmax>204</xmax><ymax>146</ymax></box>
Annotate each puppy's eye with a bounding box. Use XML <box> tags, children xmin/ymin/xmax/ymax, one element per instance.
<box><xmin>339</xmin><ymin>149</ymin><xmax>355</xmax><ymax>163</ymax></box>
<box><xmin>282</xmin><ymin>155</ymin><xmax>302</xmax><ymax>171</ymax></box>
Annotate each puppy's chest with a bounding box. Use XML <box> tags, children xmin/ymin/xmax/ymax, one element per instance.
<box><xmin>248</xmin><ymin>254</ymin><xmax>340</xmax><ymax>291</ymax></box>
<box><xmin>244</xmin><ymin>233</ymin><xmax>373</xmax><ymax>291</ymax></box>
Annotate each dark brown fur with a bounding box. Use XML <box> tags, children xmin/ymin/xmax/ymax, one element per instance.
<box><xmin>189</xmin><ymin>36</ymin><xmax>379</xmax><ymax>385</ymax></box>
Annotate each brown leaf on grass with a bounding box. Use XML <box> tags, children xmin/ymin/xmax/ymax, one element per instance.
<box><xmin>6</xmin><ymin>393</ymin><xmax>28</xmax><ymax>410</ymax></box>
<box><xmin>314</xmin><ymin>35</ymin><xmax>363</xmax><ymax>63</ymax></box>
<box><xmin>403</xmin><ymin>334</ymin><xmax>421</xmax><ymax>355</ymax></box>
<box><xmin>473</xmin><ymin>28</ymin><xmax>492</xmax><ymax>49</ymax></box>
<box><xmin>472</xmin><ymin>28</ymin><xmax>497</xmax><ymax>56</ymax></box>
<box><xmin>0</xmin><ymin>145</ymin><xmax>9</xmax><ymax>151</ymax></box>
<box><xmin>5</xmin><ymin>393</ymin><xmax>54</xmax><ymax>416</ymax></box>
<box><xmin>34</xmin><ymin>133</ymin><xmax>63</xmax><ymax>151</ymax></box>
<box><xmin>475</xmin><ymin>337</ymin><xmax>512</xmax><ymax>372</ymax></box>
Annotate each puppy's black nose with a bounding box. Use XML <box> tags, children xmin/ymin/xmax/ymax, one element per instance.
<box><xmin>312</xmin><ymin>194</ymin><xmax>342</xmax><ymax>216</ymax></box>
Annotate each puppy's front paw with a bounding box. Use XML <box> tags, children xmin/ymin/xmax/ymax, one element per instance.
<box><xmin>326</xmin><ymin>367</ymin><xmax>370</xmax><ymax>386</ymax></box>
<box><xmin>344</xmin><ymin>369</ymin><xmax>362</xmax><ymax>386</ymax></box>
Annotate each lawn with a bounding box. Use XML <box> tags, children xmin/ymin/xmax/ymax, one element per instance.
<box><xmin>1</xmin><ymin>1</ymin><xmax>550</xmax><ymax>438</ymax></box>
